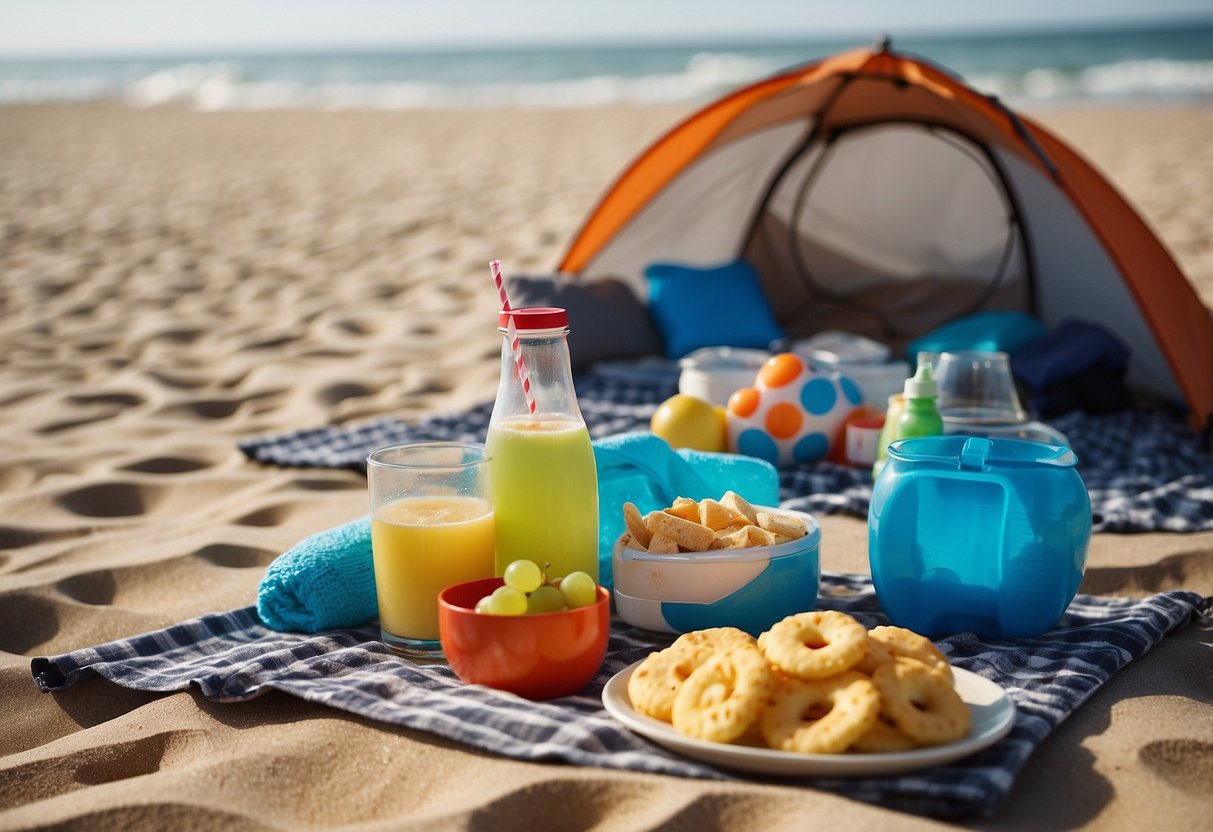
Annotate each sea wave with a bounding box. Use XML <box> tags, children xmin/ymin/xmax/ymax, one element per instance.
<box><xmin>0</xmin><ymin>75</ymin><xmax>117</xmax><ymax>104</ymax></box>
<box><xmin>2</xmin><ymin>54</ymin><xmax>1211</xmax><ymax>110</ymax></box>
<box><xmin>967</xmin><ymin>59</ymin><xmax>1213</xmax><ymax>102</ymax></box>
<box><xmin>0</xmin><ymin>52</ymin><xmax>778</xmax><ymax>111</ymax></box>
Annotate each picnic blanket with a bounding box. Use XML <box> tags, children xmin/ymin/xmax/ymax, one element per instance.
<box><xmin>239</xmin><ymin>360</ymin><xmax>1213</xmax><ymax>533</ymax></box>
<box><xmin>30</xmin><ymin>574</ymin><xmax>1210</xmax><ymax>819</ymax></box>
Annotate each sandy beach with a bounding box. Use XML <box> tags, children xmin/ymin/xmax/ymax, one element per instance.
<box><xmin>1</xmin><ymin>102</ymin><xmax>1211</xmax><ymax>830</ymax></box>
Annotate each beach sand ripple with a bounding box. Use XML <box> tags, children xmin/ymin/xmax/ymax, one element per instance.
<box><xmin>0</xmin><ymin>104</ymin><xmax>1210</xmax><ymax>831</ymax></box>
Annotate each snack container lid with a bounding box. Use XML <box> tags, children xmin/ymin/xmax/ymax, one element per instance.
<box><xmin>791</xmin><ymin>331</ymin><xmax>891</xmax><ymax>366</ymax></box>
<box><xmin>678</xmin><ymin>346</ymin><xmax>771</xmax><ymax>371</ymax></box>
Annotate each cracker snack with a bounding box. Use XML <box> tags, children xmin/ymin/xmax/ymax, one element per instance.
<box><xmin>643</xmin><ymin>510</ymin><xmax>716</xmax><ymax>552</ymax></box>
<box><xmin>622</xmin><ymin>502</ymin><xmax>652</xmax><ymax>549</ymax></box>
<box><xmin>625</xmin><ymin>613</ymin><xmax>971</xmax><ymax>754</ymax></box>
<box><xmin>620</xmin><ymin>494</ymin><xmax>809</xmax><ymax>554</ymax></box>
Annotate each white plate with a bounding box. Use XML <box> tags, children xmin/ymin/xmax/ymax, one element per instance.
<box><xmin>602</xmin><ymin>661</ymin><xmax>1016</xmax><ymax>777</ymax></box>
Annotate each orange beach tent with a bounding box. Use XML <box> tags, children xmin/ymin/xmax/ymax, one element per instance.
<box><xmin>559</xmin><ymin>41</ymin><xmax>1213</xmax><ymax>433</ymax></box>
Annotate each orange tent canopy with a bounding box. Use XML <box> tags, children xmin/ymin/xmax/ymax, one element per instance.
<box><xmin>559</xmin><ymin>45</ymin><xmax>1213</xmax><ymax>432</ymax></box>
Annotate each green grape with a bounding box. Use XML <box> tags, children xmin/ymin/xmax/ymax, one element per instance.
<box><xmin>526</xmin><ymin>585</ymin><xmax>565</xmax><ymax>614</ymax></box>
<box><xmin>503</xmin><ymin>559</ymin><xmax>543</xmax><ymax>594</ymax></box>
<box><xmin>488</xmin><ymin>585</ymin><xmax>528</xmax><ymax>616</ymax></box>
<box><xmin>558</xmin><ymin>571</ymin><xmax>597</xmax><ymax>609</ymax></box>
<box><xmin>474</xmin><ymin>595</ymin><xmax>493</xmax><ymax>614</ymax></box>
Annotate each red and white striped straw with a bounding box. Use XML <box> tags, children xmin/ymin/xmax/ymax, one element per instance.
<box><xmin>489</xmin><ymin>259</ymin><xmax>536</xmax><ymax>415</ymax></box>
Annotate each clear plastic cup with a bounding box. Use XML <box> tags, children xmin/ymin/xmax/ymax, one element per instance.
<box><xmin>931</xmin><ymin>350</ymin><xmax>1026</xmax><ymax>425</ymax></box>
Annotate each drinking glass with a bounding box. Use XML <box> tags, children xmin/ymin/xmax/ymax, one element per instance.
<box><xmin>931</xmin><ymin>350</ymin><xmax>1026</xmax><ymax>425</ymax></box>
<box><xmin>367</xmin><ymin>442</ymin><xmax>495</xmax><ymax>661</ymax></box>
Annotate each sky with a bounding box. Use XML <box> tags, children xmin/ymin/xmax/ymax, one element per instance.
<box><xmin>2</xmin><ymin>0</ymin><xmax>1212</xmax><ymax>56</ymax></box>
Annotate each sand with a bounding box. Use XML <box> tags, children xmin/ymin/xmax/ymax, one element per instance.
<box><xmin>0</xmin><ymin>103</ymin><xmax>1211</xmax><ymax>831</ymax></box>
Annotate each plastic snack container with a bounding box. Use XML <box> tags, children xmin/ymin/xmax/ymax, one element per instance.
<box><xmin>869</xmin><ymin>435</ymin><xmax>1091</xmax><ymax>638</ymax></box>
<box><xmin>612</xmin><ymin>508</ymin><xmax>821</xmax><ymax>636</ymax></box>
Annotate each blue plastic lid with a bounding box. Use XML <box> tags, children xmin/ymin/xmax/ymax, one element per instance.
<box><xmin>887</xmin><ymin>434</ymin><xmax>1077</xmax><ymax>472</ymax></box>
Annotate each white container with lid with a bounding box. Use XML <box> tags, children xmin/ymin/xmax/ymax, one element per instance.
<box><xmin>792</xmin><ymin>330</ymin><xmax>891</xmax><ymax>366</ymax></box>
<box><xmin>791</xmin><ymin>332</ymin><xmax>909</xmax><ymax>408</ymax></box>
<box><xmin>677</xmin><ymin>346</ymin><xmax>771</xmax><ymax>407</ymax></box>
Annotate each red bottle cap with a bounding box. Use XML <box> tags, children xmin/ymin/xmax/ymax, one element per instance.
<box><xmin>499</xmin><ymin>307</ymin><xmax>568</xmax><ymax>330</ymax></box>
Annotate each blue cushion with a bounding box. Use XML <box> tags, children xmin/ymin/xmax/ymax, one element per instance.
<box><xmin>646</xmin><ymin>261</ymin><xmax>783</xmax><ymax>359</ymax></box>
<box><xmin>906</xmin><ymin>311</ymin><xmax>1048</xmax><ymax>363</ymax></box>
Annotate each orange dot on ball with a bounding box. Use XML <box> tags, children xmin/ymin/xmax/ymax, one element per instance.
<box><xmin>759</xmin><ymin>353</ymin><xmax>804</xmax><ymax>389</ymax></box>
<box><xmin>766</xmin><ymin>402</ymin><xmax>804</xmax><ymax>439</ymax></box>
<box><xmin>728</xmin><ymin>388</ymin><xmax>761</xmax><ymax>418</ymax></box>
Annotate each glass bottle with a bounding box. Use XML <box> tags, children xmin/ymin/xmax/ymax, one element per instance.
<box><xmin>485</xmin><ymin>307</ymin><xmax>599</xmax><ymax>582</ymax></box>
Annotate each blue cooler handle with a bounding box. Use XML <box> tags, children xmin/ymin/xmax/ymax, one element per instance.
<box><xmin>959</xmin><ymin>436</ymin><xmax>993</xmax><ymax>471</ymax></box>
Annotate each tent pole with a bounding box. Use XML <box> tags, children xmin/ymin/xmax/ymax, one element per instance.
<box><xmin>736</xmin><ymin>73</ymin><xmax>857</xmax><ymax>264</ymax></box>
<box><xmin>987</xmin><ymin>95</ymin><xmax>1059</xmax><ymax>181</ymax></box>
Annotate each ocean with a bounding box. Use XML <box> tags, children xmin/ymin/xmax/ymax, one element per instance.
<box><xmin>2</xmin><ymin>21</ymin><xmax>1211</xmax><ymax>110</ymax></box>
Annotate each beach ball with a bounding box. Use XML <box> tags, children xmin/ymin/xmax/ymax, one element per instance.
<box><xmin>725</xmin><ymin>353</ymin><xmax>864</xmax><ymax>468</ymax></box>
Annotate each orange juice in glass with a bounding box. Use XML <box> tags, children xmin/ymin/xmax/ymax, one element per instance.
<box><xmin>367</xmin><ymin>442</ymin><xmax>494</xmax><ymax>660</ymax></box>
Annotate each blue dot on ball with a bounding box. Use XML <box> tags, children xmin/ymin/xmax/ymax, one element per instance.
<box><xmin>737</xmin><ymin>428</ymin><xmax>779</xmax><ymax>466</ymax></box>
<box><xmin>801</xmin><ymin>377</ymin><xmax>837</xmax><ymax>416</ymax></box>
<box><xmin>840</xmin><ymin>375</ymin><xmax>863</xmax><ymax>406</ymax></box>
<box><xmin>793</xmin><ymin>432</ymin><xmax>830</xmax><ymax>463</ymax></box>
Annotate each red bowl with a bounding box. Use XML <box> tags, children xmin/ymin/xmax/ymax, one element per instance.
<box><xmin>438</xmin><ymin>577</ymin><xmax>610</xmax><ymax>700</ymax></box>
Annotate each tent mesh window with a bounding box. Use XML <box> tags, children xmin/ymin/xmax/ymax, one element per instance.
<box><xmin>745</xmin><ymin>122</ymin><xmax>1030</xmax><ymax>350</ymax></box>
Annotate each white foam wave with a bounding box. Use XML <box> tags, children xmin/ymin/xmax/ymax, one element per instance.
<box><xmin>0</xmin><ymin>76</ymin><xmax>116</xmax><ymax>103</ymax></box>
<box><xmin>1081</xmin><ymin>58</ymin><xmax>1213</xmax><ymax>97</ymax></box>
<box><xmin>968</xmin><ymin>59</ymin><xmax>1213</xmax><ymax>102</ymax></box>
<box><xmin>183</xmin><ymin>51</ymin><xmax>775</xmax><ymax>111</ymax></box>
<box><xmin>0</xmin><ymin>51</ymin><xmax>777</xmax><ymax>110</ymax></box>
<box><xmin>2</xmin><ymin>54</ymin><xmax>1210</xmax><ymax>110</ymax></box>
<box><xmin>126</xmin><ymin>61</ymin><xmax>241</xmax><ymax>107</ymax></box>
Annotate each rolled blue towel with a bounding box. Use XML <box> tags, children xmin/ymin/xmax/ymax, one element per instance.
<box><xmin>257</xmin><ymin>514</ymin><xmax>376</xmax><ymax>633</ymax></box>
<box><xmin>257</xmin><ymin>432</ymin><xmax>780</xmax><ymax>632</ymax></box>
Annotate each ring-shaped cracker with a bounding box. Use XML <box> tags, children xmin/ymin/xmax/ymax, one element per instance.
<box><xmin>759</xmin><ymin>671</ymin><xmax>880</xmax><ymax>754</ymax></box>
<box><xmin>627</xmin><ymin>645</ymin><xmax>712</xmax><ymax>722</ymax></box>
<box><xmin>848</xmin><ymin>714</ymin><xmax>918</xmax><ymax>753</ymax></box>
<box><xmin>855</xmin><ymin>635</ymin><xmax>894</xmax><ymax>676</ymax></box>
<box><xmin>872</xmin><ymin>658</ymin><xmax>970</xmax><ymax>746</ymax></box>
<box><xmin>868</xmin><ymin>625</ymin><xmax>953</xmax><ymax>681</ymax></box>
<box><xmin>672</xmin><ymin>626</ymin><xmax>757</xmax><ymax>654</ymax></box>
<box><xmin>759</xmin><ymin>611</ymin><xmax>867</xmax><ymax>679</ymax></box>
<box><xmin>671</xmin><ymin>648</ymin><xmax>773</xmax><ymax>743</ymax></box>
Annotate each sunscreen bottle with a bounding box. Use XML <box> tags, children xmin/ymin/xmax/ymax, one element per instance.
<box><xmin>873</xmin><ymin>364</ymin><xmax>943</xmax><ymax>480</ymax></box>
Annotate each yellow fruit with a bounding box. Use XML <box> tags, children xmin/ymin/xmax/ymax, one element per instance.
<box><xmin>651</xmin><ymin>394</ymin><xmax>728</xmax><ymax>452</ymax></box>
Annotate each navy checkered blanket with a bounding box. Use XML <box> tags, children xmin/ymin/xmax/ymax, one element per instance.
<box><xmin>31</xmin><ymin>574</ymin><xmax>1209</xmax><ymax>818</ymax></box>
<box><xmin>239</xmin><ymin>360</ymin><xmax>1213</xmax><ymax>533</ymax></box>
